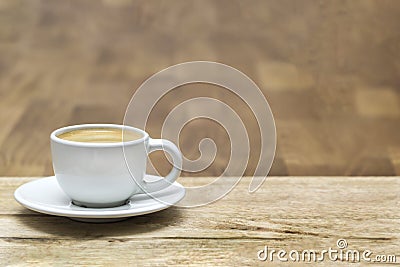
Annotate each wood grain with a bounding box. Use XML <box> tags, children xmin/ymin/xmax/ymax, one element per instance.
<box><xmin>1</xmin><ymin>0</ymin><xmax>400</xmax><ymax>176</ymax></box>
<box><xmin>1</xmin><ymin>177</ymin><xmax>399</xmax><ymax>265</ymax></box>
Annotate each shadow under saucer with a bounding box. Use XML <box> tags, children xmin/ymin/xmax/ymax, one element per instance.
<box><xmin>16</xmin><ymin>207</ymin><xmax>184</xmax><ymax>238</ymax></box>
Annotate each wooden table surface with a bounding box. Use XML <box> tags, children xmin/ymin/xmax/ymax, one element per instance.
<box><xmin>0</xmin><ymin>177</ymin><xmax>399</xmax><ymax>266</ymax></box>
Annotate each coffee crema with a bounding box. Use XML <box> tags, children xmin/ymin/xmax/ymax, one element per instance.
<box><xmin>57</xmin><ymin>128</ymin><xmax>142</xmax><ymax>143</ymax></box>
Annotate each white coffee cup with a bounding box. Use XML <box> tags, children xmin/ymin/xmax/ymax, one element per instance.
<box><xmin>50</xmin><ymin>124</ymin><xmax>182</xmax><ymax>208</ymax></box>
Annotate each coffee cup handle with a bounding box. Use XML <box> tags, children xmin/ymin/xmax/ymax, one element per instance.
<box><xmin>145</xmin><ymin>138</ymin><xmax>182</xmax><ymax>192</ymax></box>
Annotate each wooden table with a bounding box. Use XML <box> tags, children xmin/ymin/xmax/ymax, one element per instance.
<box><xmin>1</xmin><ymin>177</ymin><xmax>399</xmax><ymax>266</ymax></box>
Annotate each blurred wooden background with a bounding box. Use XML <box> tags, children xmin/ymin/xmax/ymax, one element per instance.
<box><xmin>0</xmin><ymin>0</ymin><xmax>400</xmax><ymax>177</ymax></box>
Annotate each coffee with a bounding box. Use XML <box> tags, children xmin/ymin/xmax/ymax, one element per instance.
<box><xmin>57</xmin><ymin>128</ymin><xmax>142</xmax><ymax>143</ymax></box>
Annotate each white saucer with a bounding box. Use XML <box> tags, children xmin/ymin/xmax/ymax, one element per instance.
<box><xmin>14</xmin><ymin>175</ymin><xmax>185</xmax><ymax>223</ymax></box>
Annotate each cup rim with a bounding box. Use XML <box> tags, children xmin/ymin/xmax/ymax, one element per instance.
<box><xmin>50</xmin><ymin>124</ymin><xmax>149</xmax><ymax>148</ymax></box>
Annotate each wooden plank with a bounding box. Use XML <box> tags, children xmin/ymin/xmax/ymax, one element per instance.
<box><xmin>1</xmin><ymin>238</ymin><xmax>397</xmax><ymax>266</ymax></box>
<box><xmin>0</xmin><ymin>178</ymin><xmax>400</xmax><ymax>240</ymax></box>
